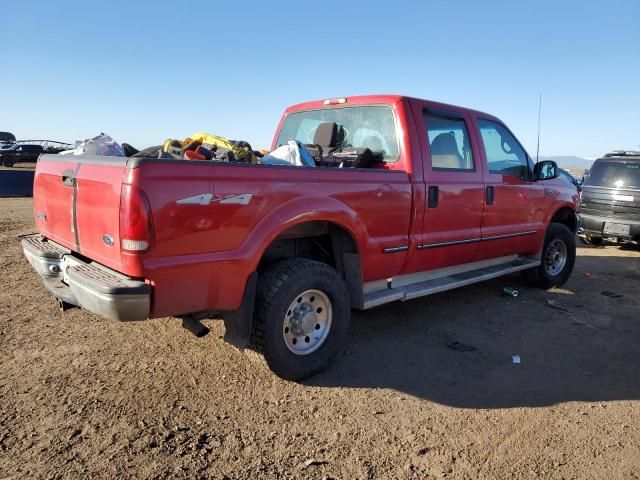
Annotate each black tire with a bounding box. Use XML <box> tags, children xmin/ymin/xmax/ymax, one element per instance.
<box><xmin>1</xmin><ymin>157</ymin><xmax>14</xmax><ymax>167</ymax></box>
<box><xmin>252</xmin><ymin>258</ymin><xmax>351</xmax><ymax>381</ymax></box>
<box><xmin>523</xmin><ymin>223</ymin><xmax>576</xmax><ymax>289</ymax></box>
<box><xmin>581</xmin><ymin>234</ymin><xmax>603</xmax><ymax>246</ymax></box>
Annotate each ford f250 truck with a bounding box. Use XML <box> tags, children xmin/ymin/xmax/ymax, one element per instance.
<box><xmin>22</xmin><ymin>95</ymin><xmax>580</xmax><ymax>380</ymax></box>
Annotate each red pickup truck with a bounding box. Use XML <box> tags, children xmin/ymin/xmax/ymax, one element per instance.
<box><xmin>23</xmin><ymin>95</ymin><xmax>580</xmax><ymax>380</ymax></box>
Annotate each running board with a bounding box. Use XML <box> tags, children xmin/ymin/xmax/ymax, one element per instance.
<box><xmin>362</xmin><ymin>256</ymin><xmax>540</xmax><ymax>310</ymax></box>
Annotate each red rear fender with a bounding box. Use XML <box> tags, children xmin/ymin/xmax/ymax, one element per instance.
<box><xmin>241</xmin><ymin>195</ymin><xmax>366</xmax><ymax>271</ymax></box>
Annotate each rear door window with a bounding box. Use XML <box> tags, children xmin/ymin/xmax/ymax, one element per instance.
<box><xmin>424</xmin><ymin>112</ymin><xmax>474</xmax><ymax>171</ymax></box>
<box><xmin>585</xmin><ymin>161</ymin><xmax>640</xmax><ymax>189</ymax></box>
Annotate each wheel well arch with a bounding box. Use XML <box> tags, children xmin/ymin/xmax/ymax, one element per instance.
<box><xmin>258</xmin><ymin>220</ymin><xmax>364</xmax><ymax>308</ymax></box>
<box><xmin>550</xmin><ymin>206</ymin><xmax>577</xmax><ymax>232</ymax></box>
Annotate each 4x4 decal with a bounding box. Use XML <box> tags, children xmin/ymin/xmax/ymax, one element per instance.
<box><xmin>176</xmin><ymin>193</ymin><xmax>253</xmax><ymax>206</ymax></box>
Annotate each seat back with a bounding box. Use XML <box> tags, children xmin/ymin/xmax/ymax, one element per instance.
<box><xmin>313</xmin><ymin>122</ymin><xmax>345</xmax><ymax>151</ymax></box>
<box><xmin>430</xmin><ymin>132</ymin><xmax>464</xmax><ymax>169</ymax></box>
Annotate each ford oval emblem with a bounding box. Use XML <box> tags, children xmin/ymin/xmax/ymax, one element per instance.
<box><xmin>102</xmin><ymin>234</ymin><xmax>114</xmax><ymax>247</ymax></box>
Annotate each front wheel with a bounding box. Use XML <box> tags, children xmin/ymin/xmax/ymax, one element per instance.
<box><xmin>1</xmin><ymin>157</ymin><xmax>15</xmax><ymax>167</ymax></box>
<box><xmin>252</xmin><ymin>258</ymin><xmax>351</xmax><ymax>381</ymax></box>
<box><xmin>523</xmin><ymin>223</ymin><xmax>576</xmax><ymax>289</ymax></box>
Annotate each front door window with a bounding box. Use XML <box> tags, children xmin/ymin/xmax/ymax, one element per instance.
<box><xmin>478</xmin><ymin>119</ymin><xmax>531</xmax><ymax>181</ymax></box>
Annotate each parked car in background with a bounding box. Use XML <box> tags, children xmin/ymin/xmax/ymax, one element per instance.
<box><xmin>22</xmin><ymin>95</ymin><xmax>580</xmax><ymax>380</ymax></box>
<box><xmin>0</xmin><ymin>141</ymin><xmax>71</xmax><ymax>167</ymax></box>
<box><xmin>579</xmin><ymin>150</ymin><xmax>640</xmax><ymax>245</ymax></box>
<box><xmin>558</xmin><ymin>167</ymin><xmax>582</xmax><ymax>191</ymax></box>
<box><xmin>0</xmin><ymin>144</ymin><xmax>45</xmax><ymax>167</ymax></box>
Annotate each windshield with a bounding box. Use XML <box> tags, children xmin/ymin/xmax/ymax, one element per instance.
<box><xmin>276</xmin><ymin>106</ymin><xmax>399</xmax><ymax>161</ymax></box>
<box><xmin>584</xmin><ymin>161</ymin><xmax>640</xmax><ymax>190</ymax></box>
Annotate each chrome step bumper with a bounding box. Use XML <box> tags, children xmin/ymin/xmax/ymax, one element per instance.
<box><xmin>22</xmin><ymin>235</ymin><xmax>150</xmax><ymax>320</ymax></box>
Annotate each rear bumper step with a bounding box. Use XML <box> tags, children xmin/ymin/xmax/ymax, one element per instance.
<box><xmin>578</xmin><ymin>213</ymin><xmax>640</xmax><ymax>240</ymax></box>
<box><xmin>22</xmin><ymin>235</ymin><xmax>150</xmax><ymax>320</ymax></box>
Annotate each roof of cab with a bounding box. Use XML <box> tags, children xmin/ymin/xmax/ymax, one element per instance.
<box><xmin>285</xmin><ymin>94</ymin><xmax>502</xmax><ymax>122</ymax></box>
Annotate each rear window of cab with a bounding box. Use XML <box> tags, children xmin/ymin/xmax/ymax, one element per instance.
<box><xmin>276</xmin><ymin>106</ymin><xmax>400</xmax><ymax>162</ymax></box>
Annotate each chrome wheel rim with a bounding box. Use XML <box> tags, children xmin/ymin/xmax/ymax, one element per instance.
<box><xmin>545</xmin><ymin>239</ymin><xmax>567</xmax><ymax>276</ymax></box>
<box><xmin>282</xmin><ymin>289</ymin><xmax>332</xmax><ymax>355</ymax></box>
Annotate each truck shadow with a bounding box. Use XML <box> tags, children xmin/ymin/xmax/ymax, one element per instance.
<box><xmin>307</xmin><ymin>247</ymin><xmax>640</xmax><ymax>408</ymax></box>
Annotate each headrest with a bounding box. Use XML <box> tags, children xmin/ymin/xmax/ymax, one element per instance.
<box><xmin>430</xmin><ymin>132</ymin><xmax>461</xmax><ymax>157</ymax></box>
<box><xmin>313</xmin><ymin>122</ymin><xmax>344</xmax><ymax>148</ymax></box>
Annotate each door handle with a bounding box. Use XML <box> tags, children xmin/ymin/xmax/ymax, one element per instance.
<box><xmin>486</xmin><ymin>186</ymin><xmax>494</xmax><ymax>205</ymax></box>
<box><xmin>375</xmin><ymin>183</ymin><xmax>392</xmax><ymax>198</ymax></box>
<box><xmin>61</xmin><ymin>169</ymin><xmax>75</xmax><ymax>187</ymax></box>
<box><xmin>428</xmin><ymin>186</ymin><xmax>439</xmax><ymax>208</ymax></box>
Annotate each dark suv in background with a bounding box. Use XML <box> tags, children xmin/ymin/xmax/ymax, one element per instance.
<box><xmin>0</xmin><ymin>144</ymin><xmax>46</xmax><ymax>167</ymax></box>
<box><xmin>579</xmin><ymin>150</ymin><xmax>640</xmax><ymax>245</ymax></box>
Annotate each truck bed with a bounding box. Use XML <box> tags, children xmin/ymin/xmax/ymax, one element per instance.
<box><xmin>33</xmin><ymin>154</ymin><xmax>414</xmax><ymax>317</ymax></box>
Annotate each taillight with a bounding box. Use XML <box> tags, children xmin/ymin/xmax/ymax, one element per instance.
<box><xmin>120</xmin><ymin>185</ymin><xmax>153</xmax><ymax>252</ymax></box>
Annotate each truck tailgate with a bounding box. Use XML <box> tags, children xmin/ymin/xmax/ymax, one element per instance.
<box><xmin>34</xmin><ymin>155</ymin><xmax>128</xmax><ymax>272</ymax></box>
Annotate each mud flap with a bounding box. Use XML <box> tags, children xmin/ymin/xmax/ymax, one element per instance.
<box><xmin>222</xmin><ymin>272</ymin><xmax>257</xmax><ymax>349</ymax></box>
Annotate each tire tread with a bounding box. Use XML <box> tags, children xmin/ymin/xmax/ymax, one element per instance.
<box><xmin>251</xmin><ymin>258</ymin><xmax>350</xmax><ymax>380</ymax></box>
<box><xmin>524</xmin><ymin>222</ymin><xmax>576</xmax><ymax>289</ymax></box>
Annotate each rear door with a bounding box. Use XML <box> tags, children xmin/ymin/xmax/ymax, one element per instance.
<box><xmin>409</xmin><ymin>104</ymin><xmax>486</xmax><ymax>272</ymax></box>
<box><xmin>474</xmin><ymin>118</ymin><xmax>548</xmax><ymax>259</ymax></box>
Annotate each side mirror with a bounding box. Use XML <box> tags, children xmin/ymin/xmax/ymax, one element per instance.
<box><xmin>534</xmin><ymin>160</ymin><xmax>558</xmax><ymax>181</ymax></box>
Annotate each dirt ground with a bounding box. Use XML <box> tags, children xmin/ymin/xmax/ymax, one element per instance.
<box><xmin>1</xmin><ymin>197</ymin><xmax>638</xmax><ymax>479</ymax></box>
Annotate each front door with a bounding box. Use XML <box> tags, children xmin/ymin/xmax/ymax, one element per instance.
<box><xmin>407</xmin><ymin>105</ymin><xmax>486</xmax><ymax>273</ymax></box>
<box><xmin>474</xmin><ymin>118</ymin><xmax>547</xmax><ymax>260</ymax></box>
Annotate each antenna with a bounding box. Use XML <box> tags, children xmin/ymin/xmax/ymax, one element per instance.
<box><xmin>536</xmin><ymin>93</ymin><xmax>542</xmax><ymax>163</ymax></box>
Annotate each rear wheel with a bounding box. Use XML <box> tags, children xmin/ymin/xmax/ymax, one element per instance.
<box><xmin>252</xmin><ymin>258</ymin><xmax>351</xmax><ymax>381</ymax></box>
<box><xmin>524</xmin><ymin>223</ymin><xmax>576</xmax><ymax>289</ymax></box>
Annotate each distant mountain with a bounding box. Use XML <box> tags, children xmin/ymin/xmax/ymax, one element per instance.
<box><xmin>539</xmin><ymin>155</ymin><xmax>594</xmax><ymax>171</ymax></box>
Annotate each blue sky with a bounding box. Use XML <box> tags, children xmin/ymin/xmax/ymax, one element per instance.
<box><xmin>1</xmin><ymin>0</ymin><xmax>638</xmax><ymax>158</ymax></box>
